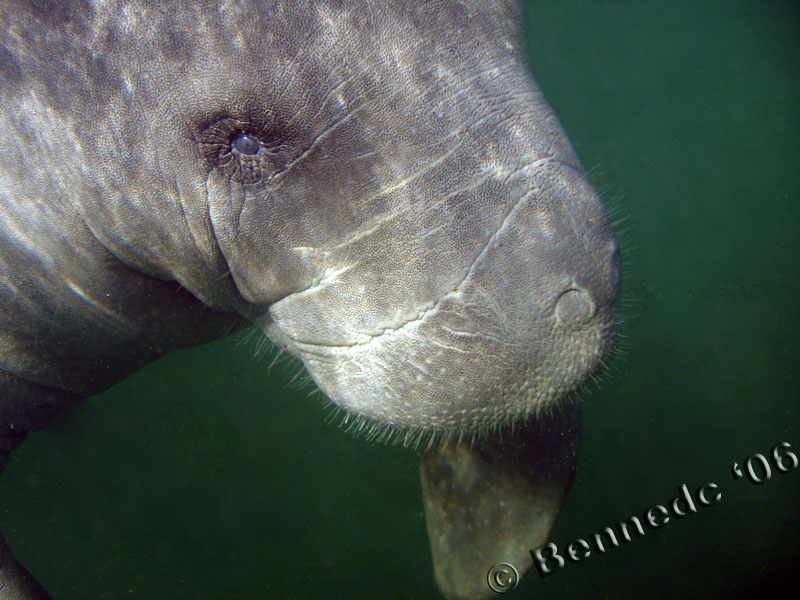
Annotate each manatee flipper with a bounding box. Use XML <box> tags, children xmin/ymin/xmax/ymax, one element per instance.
<box><xmin>419</xmin><ymin>400</ymin><xmax>580</xmax><ymax>600</ymax></box>
<box><xmin>0</xmin><ymin>530</ymin><xmax>51</xmax><ymax>600</ymax></box>
<box><xmin>1</xmin><ymin>373</ymin><xmax>77</xmax><ymax>599</ymax></box>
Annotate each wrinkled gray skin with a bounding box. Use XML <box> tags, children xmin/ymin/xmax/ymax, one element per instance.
<box><xmin>0</xmin><ymin>1</ymin><xmax>620</xmax><ymax>598</ymax></box>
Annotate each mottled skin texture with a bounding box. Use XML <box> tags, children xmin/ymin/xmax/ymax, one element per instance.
<box><xmin>0</xmin><ymin>1</ymin><xmax>620</xmax><ymax>598</ymax></box>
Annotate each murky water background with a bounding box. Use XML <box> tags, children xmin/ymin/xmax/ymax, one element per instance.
<box><xmin>2</xmin><ymin>1</ymin><xmax>797</xmax><ymax>598</ymax></box>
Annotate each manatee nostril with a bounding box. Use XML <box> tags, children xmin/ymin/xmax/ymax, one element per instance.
<box><xmin>554</xmin><ymin>288</ymin><xmax>595</xmax><ymax>329</ymax></box>
<box><xmin>233</xmin><ymin>133</ymin><xmax>260</xmax><ymax>155</ymax></box>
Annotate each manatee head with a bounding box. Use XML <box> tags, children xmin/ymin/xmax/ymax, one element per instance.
<box><xmin>25</xmin><ymin>0</ymin><xmax>620</xmax><ymax>438</ymax></box>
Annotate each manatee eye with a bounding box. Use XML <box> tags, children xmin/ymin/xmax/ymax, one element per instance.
<box><xmin>198</xmin><ymin>116</ymin><xmax>297</xmax><ymax>185</ymax></box>
<box><xmin>233</xmin><ymin>133</ymin><xmax>260</xmax><ymax>155</ymax></box>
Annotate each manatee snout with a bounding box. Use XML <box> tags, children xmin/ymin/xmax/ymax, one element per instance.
<box><xmin>265</xmin><ymin>154</ymin><xmax>621</xmax><ymax>437</ymax></box>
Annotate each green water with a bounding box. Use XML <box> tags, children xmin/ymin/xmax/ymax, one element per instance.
<box><xmin>2</xmin><ymin>1</ymin><xmax>798</xmax><ymax>598</ymax></box>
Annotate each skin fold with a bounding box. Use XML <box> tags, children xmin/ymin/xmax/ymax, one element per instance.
<box><xmin>0</xmin><ymin>1</ymin><xmax>620</xmax><ymax>598</ymax></box>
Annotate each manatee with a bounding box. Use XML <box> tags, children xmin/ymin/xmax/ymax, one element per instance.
<box><xmin>0</xmin><ymin>0</ymin><xmax>621</xmax><ymax>598</ymax></box>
